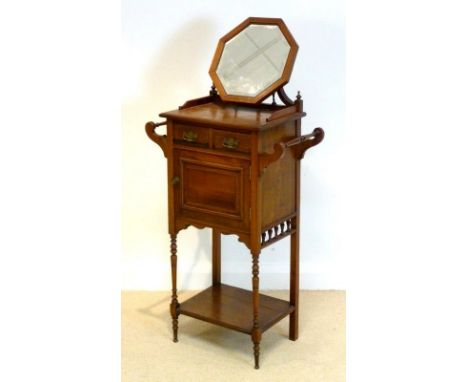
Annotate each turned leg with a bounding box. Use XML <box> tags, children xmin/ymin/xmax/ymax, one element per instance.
<box><xmin>251</xmin><ymin>251</ymin><xmax>262</xmax><ymax>369</ymax></box>
<box><xmin>170</xmin><ymin>234</ymin><xmax>179</xmax><ymax>342</ymax></box>
<box><xmin>212</xmin><ymin>229</ymin><xmax>221</xmax><ymax>286</ymax></box>
<box><xmin>289</xmin><ymin>218</ymin><xmax>300</xmax><ymax>340</ymax></box>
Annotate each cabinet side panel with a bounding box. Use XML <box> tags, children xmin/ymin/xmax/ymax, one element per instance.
<box><xmin>259</xmin><ymin>122</ymin><xmax>297</xmax><ymax>230</ymax></box>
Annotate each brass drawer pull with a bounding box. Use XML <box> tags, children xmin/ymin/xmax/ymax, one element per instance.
<box><xmin>183</xmin><ymin>131</ymin><xmax>198</xmax><ymax>142</ymax></box>
<box><xmin>223</xmin><ymin>137</ymin><xmax>239</xmax><ymax>149</ymax></box>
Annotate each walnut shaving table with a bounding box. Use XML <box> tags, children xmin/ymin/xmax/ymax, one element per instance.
<box><xmin>145</xmin><ymin>17</ymin><xmax>324</xmax><ymax>369</ymax></box>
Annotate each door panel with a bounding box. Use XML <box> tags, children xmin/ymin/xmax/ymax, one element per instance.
<box><xmin>174</xmin><ymin>149</ymin><xmax>250</xmax><ymax>233</ymax></box>
<box><xmin>181</xmin><ymin>160</ymin><xmax>242</xmax><ymax>218</ymax></box>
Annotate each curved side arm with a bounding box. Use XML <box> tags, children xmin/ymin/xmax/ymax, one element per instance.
<box><xmin>145</xmin><ymin>121</ymin><xmax>167</xmax><ymax>157</ymax></box>
<box><xmin>257</xmin><ymin>127</ymin><xmax>325</xmax><ymax>175</ymax></box>
<box><xmin>293</xmin><ymin>127</ymin><xmax>325</xmax><ymax>160</ymax></box>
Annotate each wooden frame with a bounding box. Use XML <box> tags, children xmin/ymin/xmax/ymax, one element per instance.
<box><xmin>209</xmin><ymin>17</ymin><xmax>299</xmax><ymax>104</ymax></box>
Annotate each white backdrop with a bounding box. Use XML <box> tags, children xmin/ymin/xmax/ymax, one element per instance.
<box><xmin>122</xmin><ymin>0</ymin><xmax>345</xmax><ymax>290</ymax></box>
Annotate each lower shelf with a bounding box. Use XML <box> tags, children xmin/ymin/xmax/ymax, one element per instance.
<box><xmin>178</xmin><ymin>283</ymin><xmax>294</xmax><ymax>334</ymax></box>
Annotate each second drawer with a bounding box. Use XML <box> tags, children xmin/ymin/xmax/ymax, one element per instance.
<box><xmin>212</xmin><ymin>130</ymin><xmax>251</xmax><ymax>154</ymax></box>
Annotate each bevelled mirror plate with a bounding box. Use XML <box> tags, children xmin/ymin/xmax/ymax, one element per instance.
<box><xmin>216</xmin><ymin>25</ymin><xmax>290</xmax><ymax>97</ymax></box>
<box><xmin>209</xmin><ymin>18</ymin><xmax>298</xmax><ymax>104</ymax></box>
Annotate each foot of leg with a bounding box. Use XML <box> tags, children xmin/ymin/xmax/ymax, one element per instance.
<box><xmin>253</xmin><ymin>341</ymin><xmax>260</xmax><ymax>369</ymax></box>
<box><xmin>172</xmin><ymin>316</ymin><xmax>178</xmax><ymax>343</ymax></box>
<box><xmin>289</xmin><ymin>309</ymin><xmax>298</xmax><ymax>341</ymax></box>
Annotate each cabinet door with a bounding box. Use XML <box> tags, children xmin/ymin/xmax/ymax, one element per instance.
<box><xmin>173</xmin><ymin>149</ymin><xmax>251</xmax><ymax>233</ymax></box>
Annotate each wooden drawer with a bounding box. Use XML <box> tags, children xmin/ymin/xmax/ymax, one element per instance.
<box><xmin>213</xmin><ymin>130</ymin><xmax>251</xmax><ymax>154</ymax></box>
<box><xmin>173</xmin><ymin>124</ymin><xmax>209</xmax><ymax>147</ymax></box>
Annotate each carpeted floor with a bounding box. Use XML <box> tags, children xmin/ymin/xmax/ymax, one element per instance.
<box><xmin>122</xmin><ymin>290</ymin><xmax>345</xmax><ymax>382</ymax></box>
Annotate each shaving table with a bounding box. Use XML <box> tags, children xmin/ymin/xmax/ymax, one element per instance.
<box><xmin>145</xmin><ymin>17</ymin><xmax>324</xmax><ymax>369</ymax></box>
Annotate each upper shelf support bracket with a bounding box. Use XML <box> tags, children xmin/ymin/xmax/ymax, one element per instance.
<box><xmin>258</xmin><ymin>127</ymin><xmax>324</xmax><ymax>175</ymax></box>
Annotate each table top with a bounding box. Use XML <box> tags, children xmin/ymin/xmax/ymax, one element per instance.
<box><xmin>160</xmin><ymin>101</ymin><xmax>304</xmax><ymax>131</ymax></box>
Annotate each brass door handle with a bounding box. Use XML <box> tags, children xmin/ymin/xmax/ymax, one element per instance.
<box><xmin>222</xmin><ymin>137</ymin><xmax>239</xmax><ymax>149</ymax></box>
<box><xmin>172</xmin><ymin>176</ymin><xmax>180</xmax><ymax>186</ymax></box>
<box><xmin>182</xmin><ymin>131</ymin><xmax>198</xmax><ymax>142</ymax></box>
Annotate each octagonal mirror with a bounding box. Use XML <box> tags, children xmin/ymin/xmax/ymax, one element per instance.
<box><xmin>209</xmin><ymin>17</ymin><xmax>298</xmax><ymax>104</ymax></box>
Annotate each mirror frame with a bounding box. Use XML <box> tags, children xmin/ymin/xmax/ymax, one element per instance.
<box><xmin>209</xmin><ymin>17</ymin><xmax>299</xmax><ymax>104</ymax></box>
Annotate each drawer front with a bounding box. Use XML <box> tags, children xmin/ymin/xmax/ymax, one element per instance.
<box><xmin>173</xmin><ymin>124</ymin><xmax>209</xmax><ymax>147</ymax></box>
<box><xmin>173</xmin><ymin>149</ymin><xmax>250</xmax><ymax>232</ymax></box>
<box><xmin>213</xmin><ymin>130</ymin><xmax>251</xmax><ymax>154</ymax></box>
